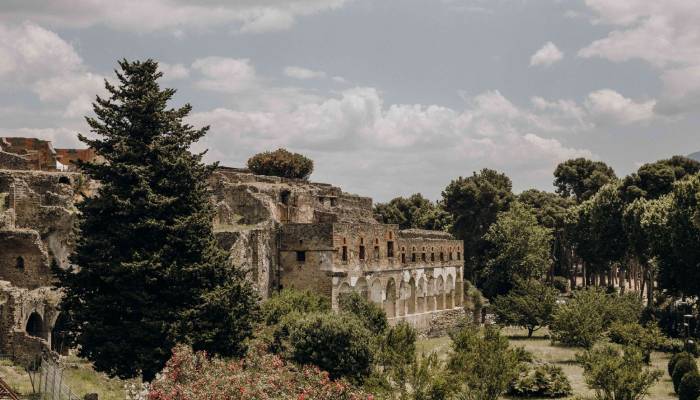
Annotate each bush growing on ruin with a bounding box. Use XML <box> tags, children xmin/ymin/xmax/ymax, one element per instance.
<box><xmin>338</xmin><ymin>291</ymin><xmax>388</xmax><ymax>335</ymax></box>
<box><xmin>148</xmin><ymin>345</ymin><xmax>370</xmax><ymax>400</ymax></box>
<box><xmin>448</xmin><ymin>325</ymin><xmax>521</xmax><ymax>400</ymax></box>
<box><xmin>55</xmin><ymin>59</ymin><xmax>258</xmax><ymax>381</ymax></box>
<box><xmin>261</xmin><ymin>288</ymin><xmax>330</xmax><ymax>326</ymax></box>
<box><xmin>247</xmin><ymin>148</ymin><xmax>314</xmax><ymax>179</ymax></box>
<box><xmin>576</xmin><ymin>344</ymin><xmax>662</xmax><ymax>400</ymax></box>
<box><xmin>280</xmin><ymin>312</ymin><xmax>375</xmax><ymax>382</ymax></box>
<box><xmin>492</xmin><ymin>279</ymin><xmax>557</xmax><ymax>337</ymax></box>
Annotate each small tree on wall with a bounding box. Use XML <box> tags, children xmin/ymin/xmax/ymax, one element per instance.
<box><xmin>247</xmin><ymin>148</ymin><xmax>314</xmax><ymax>180</ymax></box>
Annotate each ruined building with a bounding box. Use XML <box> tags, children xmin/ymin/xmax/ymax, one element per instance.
<box><xmin>0</xmin><ymin>138</ymin><xmax>465</xmax><ymax>363</ymax></box>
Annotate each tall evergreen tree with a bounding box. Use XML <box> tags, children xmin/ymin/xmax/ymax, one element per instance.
<box><xmin>56</xmin><ymin>59</ymin><xmax>258</xmax><ymax>381</ymax></box>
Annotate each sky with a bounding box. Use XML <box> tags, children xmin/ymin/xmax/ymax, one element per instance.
<box><xmin>0</xmin><ymin>0</ymin><xmax>698</xmax><ymax>202</ymax></box>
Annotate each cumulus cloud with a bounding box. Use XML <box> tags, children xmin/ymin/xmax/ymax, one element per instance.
<box><xmin>530</xmin><ymin>42</ymin><xmax>564</xmax><ymax>67</ymax></box>
<box><xmin>580</xmin><ymin>0</ymin><xmax>700</xmax><ymax>114</ymax></box>
<box><xmin>0</xmin><ymin>22</ymin><xmax>107</xmax><ymax>118</ymax></box>
<box><xmin>159</xmin><ymin>62</ymin><xmax>190</xmax><ymax>81</ymax></box>
<box><xmin>191</xmin><ymin>57</ymin><xmax>258</xmax><ymax>93</ymax></box>
<box><xmin>583</xmin><ymin>89</ymin><xmax>656</xmax><ymax>126</ymax></box>
<box><xmin>0</xmin><ymin>0</ymin><xmax>351</xmax><ymax>34</ymax></box>
<box><xmin>284</xmin><ymin>66</ymin><xmax>327</xmax><ymax>80</ymax></box>
<box><xmin>188</xmin><ymin>85</ymin><xmax>593</xmax><ymax>199</ymax></box>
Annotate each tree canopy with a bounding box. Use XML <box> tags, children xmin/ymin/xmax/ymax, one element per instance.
<box><xmin>554</xmin><ymin>158</ymin><xmax>617</xmax><ymax>203</ymax></box>
<box><xmin>247</xmin><ymin>148</ymin><xmax>314</xmax><ymax>179</ymax></box>
<box><xmin>373</xmin><ymin>193</ymin><xmax>451</xmax><ymax>231</ymax></box>
<box><xmin>442</xmin><ymin>168</ymin><xmax>514</xmax><ymax>279</ymax></box>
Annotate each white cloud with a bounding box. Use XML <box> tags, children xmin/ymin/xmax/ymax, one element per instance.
<box><xmin>0</xmin><ymin>22</ymin><xmax>82</xmax><ymax>82</ymax></box>
<box><xmin>33</xmin><ymin>72</ymin><xmax>106</xmax><ymax>118</ymax></box>
<box><xmin>0</xmin><ymin>0</ymin><xmax>352</xmax><ymax>34</ymax></box>
<box><xmin>584</xmin><ymin>89</ymin><xmax>656</xmax><ymax>126</ymax></box>
<box><xmin>191</xmin><ymin>57</ymin><xmax>258</xmax><ymax>93</ymax></box>
<box><xmin>530</xmin><ymin>42</ymin><xmax>564</xmax><ymax>67</ymax></box>
<box><xmin>159</xmin><ymin>62</ymin><xmax>190</xmax><ymax>81</ymax></box>
<box><xmin>284</xmin><ymin>66</ymin><xmax>327</xmax><ymax>80</ymax></box>
<box><xmin>580</xmin><ymin>0</ymin><xmax>700</xmax><ymax>114</ymax></box>
<box><xmin>332</xmin><ymin>76</ymin><xmax>348</xmax><ymax>84</ymax></box>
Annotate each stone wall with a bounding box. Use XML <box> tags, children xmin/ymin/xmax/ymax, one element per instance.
<box><xmin>0</xmin><ymin>151</ymin><xmax>30</xmax><ymax>170</ymax></box>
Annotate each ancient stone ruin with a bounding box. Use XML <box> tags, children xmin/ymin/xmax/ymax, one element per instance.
<box><xmin>0</xmin><ymin>138</ymin><xmax>465</xmax><ymax>363</ymax></box>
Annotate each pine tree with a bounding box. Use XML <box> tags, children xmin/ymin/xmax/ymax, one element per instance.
<box><xmin>56</xmin><ymin>59</ymin><xmax>258</xmax><ymax>381</ymax></box>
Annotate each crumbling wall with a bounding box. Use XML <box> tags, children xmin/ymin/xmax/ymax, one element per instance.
<box><xmin>0</xmin><ymin>151</ymin><xmax>30</xmax><ymax>170</ymax></box>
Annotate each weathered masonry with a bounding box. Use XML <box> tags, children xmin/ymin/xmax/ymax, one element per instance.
<box><xmin>212</xmin><ymin>167</ymin><xmax>466</xmax><ymax>331</ymax></box>
<box><xmin>0</xmin><ymin>137</ymin><xmax>466</xmax><ymax>363</ymax></box>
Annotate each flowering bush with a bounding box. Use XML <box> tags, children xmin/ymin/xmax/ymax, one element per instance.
<box><xmin>148</xmin><ymin>345</ymin><xmax>371</xmax><ymax>400</ymax></box>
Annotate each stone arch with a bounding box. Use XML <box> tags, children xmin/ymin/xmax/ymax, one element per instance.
<box><xmin>417</xmin><ymin>277</ymin><xmax>426</xmax><ymax>313</ymax></box>
<box><xmin>58</xmin><ymin>176</ymin><xmax>70</xmax><ymax>185</ymax></box>
<box><xmin>385</xmin><ymin>278</ymin><xmax>397</xmax><ymax>318</ymax></box>
<box><xmin>407</xmin><ymin>277</ymin><xmax>416</xmax><ymax>314</ymax></box>
<box><xmin>51</xmin><ymin>313</ymin><xmax>71</xmax><ymax>355</ymax></box>
<box><xmin>398</xmin><ymin>279</ymin><xmax>406</xmax><ymax>317</ymax></box>
<box><xmin>446</xmin><ymin>274</ymin><xmax>455</xmax><ymax>309</ymax></box>
<box><xmin>26</xmin><ymin>312</ymin><xmax>45</xmax><ymax>339</ymax></box>
<box><xmin>427</xmin><ymin>278</ymin><xmax>436</xmax><ymax>312</ymax></box>
<box><xmin>436</xmin><ymin>276</ymin><xmax>445</xmax><ymax>310</ymax></box>
<box><xmin>355</xmin><ymin>277</ymin><xmax>369</xmax><ymax>299</ymax></box>
<box><xmin>370</xmin><ymin>279</ymin><xmax>383</xmax><ymax>304</ymax></box>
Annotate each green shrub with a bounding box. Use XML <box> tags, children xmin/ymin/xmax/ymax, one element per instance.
<box><xmin>680</xmin><ymin>371</ymin><xmax>700</xmax><ymax>400</ymax></box>
<box><xmin>338</xmin><ymin>291</ymin><xmax>388</xmax><ymax>335</ymax></box>
<box><xmin>448</xmin><ymin>325</ymin><xmax>521</xmax><ymax>400</ymax></box>
<box><xmin>551</xmin><ymin>288</ymin><xmax>644</xmax><ymax>348</ymax></box>
<box><xmin>492</xmin><ymin>279</ymin><xmax>557</xmax><ymax>337</ymax></box>
<box><xmin>673</xmin><ymin>358</ymin><xmax>699</xmax><ymax>393</ymax></box>
<box><xmin>247</xmin><ymin>148</ymin><xmax>314</xmax><ymax>179</ymax></box>
<box><xmin>577</xmin><ymin>345</ymin><xmax>662</xmax><ymax>400</ymax></box>
<box><xmin>669</xmin><ymin>352</ymin><xmax>695</xmax><ymax>376</ymax></box>
<box><xmin>284</xmin><ymin>312</ymin><xmax>374</xmax><ymax>382</ymax></box>
<box><xmin>261</xmin><ymin>289</ymin><xmax>330</xmax><ymax>326</ymax></box>
<box><xmin>608</xmin><ymin>322</ymin><xmax>666</xmax><ymax>364</ymax></box>
<box><xmin>552</xmin><ymin>276</ymin><xmax>570</xmax><ymax>293</ymax></box>
<box><xmin>508</xmin><ymin>362</ymin><xmax>572</xmax><ymax>398</ymax></box>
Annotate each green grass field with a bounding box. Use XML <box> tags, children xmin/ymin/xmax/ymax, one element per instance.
<box><xmin>417</xmin><ymin>327</ymin><xmax>677</xmax><ymax>400</ymax></box>
<box><xmin>0</xmin><ymin>355</ymin><xmax>129</xmax><ymax>400</ymax></box>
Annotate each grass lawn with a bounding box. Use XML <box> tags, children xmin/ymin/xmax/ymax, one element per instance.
<box><xmin>417</xmin><ymin>327</ymin><xmax>678</xmax><ymax>400</ymax></box>
<box><xmin>0</xmin><ymin>355</ymin><xmax>130</xmax><ymax>400</ymax></box>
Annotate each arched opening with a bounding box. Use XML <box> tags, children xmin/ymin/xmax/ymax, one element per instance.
<box><xmin>26</xmin><ymin>312</ymin><xmax>45</xmax><ymax>339</ymax></box>
<box><xmin>417</xmin><ymin>277</ymin><xmax>426</xmax><ymax>313</ymax></box>
<box><xmin>398</xmin><ymin>280</ymin><xmax>406</xmax><ymax>317</ymax></box>
<box><xmin>337</xmin><ymin>282</ymin><xmax>352</xmax><ymax>307</ymax></box>
<box><xmin>58</xmin><ymin>176</ymin><xmax>70</xmax><ymax>185</ymax></box>
<box><xmin>370</xmin><ymin>279</ymin><xmax>383</xmax><ymax>304</ymax></box>
<box><xmin>385</xmin><ymin>279</ymin><xmax>397</xmax><ymax>318</ymax></box>
<box><xmin>51</xmin><ymin>313</ymin><xmax>71</xmax><ymax>355</ymax></box>
<box><xmin>16</xmin><ymin>256</ymin><xmax>24</xmax><ymax>270</ymax></box>
<box><xmin>427</xmin><ymin>278</ymin><xmax>436</xmax><ymax>312</ymax></box>
<box><xmin>355</xmin><ymin>278</ymin><xmax>369</xmax><ymax>299</ymax></box>
<box><xmin>446</xmin><ymin>275</ymin><xmax>455</xmax><ymax>309</ymax></box>
<box><xmin>436</xmin><ymin>276</ymin><xmax>445</xmax><ymax>310</ymax></box>
<box><xmin>407</xmin><ymin>277</ymin><xmax>416</xmax><ymax>314</ymax></box>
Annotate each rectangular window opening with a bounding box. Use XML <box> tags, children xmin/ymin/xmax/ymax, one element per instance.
<box><xmin>296</xmin><ymin>251</ymin><xmax>306</xmax><ymax>262</ymax></box>
<box><xmin>359</xmin><ymin>245</ymin><xmax>366</xmax><ymax>260</ymax></box>
<box><xmin>387</xmin><ymin>241</ymin><xmax>394</xmax><ymax>258</ymax></box>
<box><xmin>342</xmin><ymin>246</ymin><xmax>348</xmax><ymax>261</ymax></box>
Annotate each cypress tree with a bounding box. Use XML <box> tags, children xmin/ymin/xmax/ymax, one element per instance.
<box><xmin>56</xmin><ymin>59</ymin><xmax>258</xmax><ymax>381</ymax></box>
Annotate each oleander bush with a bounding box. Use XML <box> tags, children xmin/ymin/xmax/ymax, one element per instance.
<box><xmin>148</xmin><ymin>345</ymin><xmax>370</xmax><ymax>400</ymax></box>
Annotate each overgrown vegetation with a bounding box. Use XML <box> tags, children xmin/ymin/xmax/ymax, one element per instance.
<box><xmin>247</xmin><ymin>148</ymin><xmax>314</xmax><ymax>179</ymax></box>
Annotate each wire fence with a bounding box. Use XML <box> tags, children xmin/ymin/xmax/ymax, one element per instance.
<box><xmin>28</xmin><ymin>355</ymin><xmax>81</xmax><ymax>400</ymax></box>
